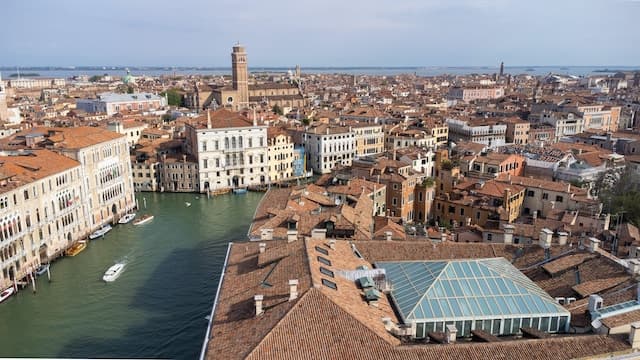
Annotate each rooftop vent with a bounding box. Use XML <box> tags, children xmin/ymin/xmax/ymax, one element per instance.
<box><xmin>359</xmin><ymin>276</ymin><xmax>375</xmax><ymax>289</ymax></box>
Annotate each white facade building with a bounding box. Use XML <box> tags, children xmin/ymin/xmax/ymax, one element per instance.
<box><xmin>77</xmin><ymin>92</ymin><xmax>166</xmax><ymax>116</ymax></box>
<box><xmin>302</xmin><ymin>125</ymin><xmax>355</xmax><ymax>174</ymax></box>
<box><xmin>446</xmin><ymin>117</ymin><xmax>507</xmax><ymax>148</ymax></box>
<box><xmin>185</xmin><ymin>109</ymin><xmax>269</xmax><ymax>191</ymax></box>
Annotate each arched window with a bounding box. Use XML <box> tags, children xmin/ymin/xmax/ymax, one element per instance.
<box><xmin>225</xmin><ymin>137</ymin><xmax>229</xmax><ymax>149</ymax></box>
<box><xmin>231</xmin><ymin>137</ymin><xmax>237</xmax><ymax>149</ymax></box>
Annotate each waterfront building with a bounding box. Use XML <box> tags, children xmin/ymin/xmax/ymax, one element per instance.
<box><xmin>159</xmin><ymin>155</ymin><xmax>199</xmax><ymax>192</ymax></box>
<box><xmin>76</xmin><ymin>92</ymin><xmax>166</xmax><ymax>116</ymax></box>
<box><xmin>447</xmin><ymin>86</ymin><xmax>505</xmax><ymax>102</ymax></box>
<box><xmin>2</xmin><ymin>127</ymin><xmax>137</xmax><ymax>228</ymax></box>
<box><xmin>0</xmin><ymin>150</ymin><xmax>87</xmax><ymax>290</ymax></box>
<box><xmin>3</xmin><ymin>77</ymin><xmax>65</xmax><ymax>89</ymax></box>
<box><xmin>185</xmin><ymin>109</ymin><xmax>268</xmax><ymax>192</ymax></box>
<box><xmin>266</xmin><ymin>127</ymin><xmax>295</xmax><ymax>183</ymax></box>
<box><xmin>446</xmin><ymin>117</ymin><xmax>507</xmax><ymax>148</ymax></box>
<box><xmin>204</xmin><ymin>237</ymin><xmax>634</xmax><ymax>359</ymax></box>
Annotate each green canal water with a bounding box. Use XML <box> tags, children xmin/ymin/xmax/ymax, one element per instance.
<box><xmin>0</xmin><ymin>192</ymin><xmax>263</xmax><ymax>359</ymax></box>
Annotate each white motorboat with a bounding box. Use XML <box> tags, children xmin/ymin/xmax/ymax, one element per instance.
<box><xmin>133</xmin><ymin>214</ymin><xmax>154</xmax><ymax>226</ymax></box>
<box><xmin>89</xmin><ymin>224</ymin><xmax>113</xmax><ymax>240</ymax></box>
<box><xmin>35</xmin><ymin>263</ymin><xmax>50</xmax><ymax>277</ymax></box>
<box><xmin>185</xmin><ymin>202</ymin><xmax>191</xmax><ymax>207</ymax></box>
<box><xmin>103</xmin><ymin>262</ymin><xmax>126</xmax><ymax>282</ymax></box>
<box><xmin>118</xmin><ymin>213</ymin><xmax>136</xmax><ymax>224</ymax></box>
<box><xmin>0</xmin><ymin>287</ymin><xmax>14</xmax><ymax>303</ymax></box>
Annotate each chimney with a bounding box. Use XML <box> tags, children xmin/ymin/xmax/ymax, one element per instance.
<box><xmin>288</xmin><ymin>279</ymin><xmax>299</xmax><ymax>301</ymax></box>
<box><xmin>588</xmin><ymin>237</ymin><xmax>601</xmax><ymax>253</ymax></box>
<box><xmin>539</xmin><ymin>228</ymin><xmax>553</xmax><ymax>249</ymax></box>
<box><xmin>445</xmin><ymin>324</ymin><xmax>458</xmax><ymax>344</ymax></box>
<box><xmin>588</xmin><ymin>294</ymin><xmax>603</xmax><ymax>312</ymax></box>
<box><xmin>259</xmin><ymin>242</ymin><xmax>266</xmax><ymax>254</ymax></box>
<box><xmin>385</xmin><ymin>231</ymin><xmax>393</xmax><ymax>241</ymax></box>
<box><xmin>503</xmin><ymin>224</ymin><xmax>515</xmax><ymax>244</ymax></box>
<box><xmin>254</xmin><ymin>295</ymin><xmax>264</xmax><ymax>316</ymax></box>
<box><xmin>441</xmin><ymin>232</ymin><xmax>447</xmax><ymax>243</ymax></box>
<box><xmin>328</xmin><ymin>239</ymin><xmax>336</xmax><ymax>250</ymax></box>
<box><xmin>207</xmin><ymin>110</ymin><xmax>212</xmax><ymax>129</ymax></box>
<box><xmin>630</xmin><ymin>323</ymin><xmax>640</xmax><ymax>349</ymax></box>
<box><xmin>557</xmin><ymin>231</ymin><xmax>568</xmax><ymax>246</ymax></box>
<box><xmin>629</xmin><ymin>259</ymin><xmax>640</xmax><ymax>275</ymax></box>
<box><xmin>532</xmin><ymin>210</ymin><xmax>538</xmax><ymax>221</ymax></box>
<box><xmin>287</xmin><ymin>230</ymin><xmax>298</xmax><ymax>243</ymax></box>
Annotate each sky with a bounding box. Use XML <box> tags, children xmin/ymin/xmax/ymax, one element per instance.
<box><xmin>2</xmin><ymin>0</ymin><xmax>639</xmax><ymax>67</ymax></box>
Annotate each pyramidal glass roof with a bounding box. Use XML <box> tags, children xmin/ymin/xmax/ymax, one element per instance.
<box><xmin>376</xmin><ymin>258</ymin><xmax>570</xmax><ymax>322</ymax></box>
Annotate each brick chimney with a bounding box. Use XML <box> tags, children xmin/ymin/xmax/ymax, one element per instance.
<box><xmin>289</xmin><ymin>279</ymin><xmax>299</xmax><ymax>301</ymax></box>
<box><xmin>254</xmin><ymin>295</ymin><xmax>264</xmax><ymax>316</ymax></box>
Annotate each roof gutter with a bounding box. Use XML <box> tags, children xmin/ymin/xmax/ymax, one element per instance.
<box><xmin>199</xmin><ymin>241</ymin><xmax>233</xmax><ymax>360</ymax></box>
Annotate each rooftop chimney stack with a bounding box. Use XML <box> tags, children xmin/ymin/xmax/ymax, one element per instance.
<box><xmin>328</xmin><ymin>239</ymin><xmax>336</xmax><ymax>250</ymax></box>
<box><xmin>557</xmin><ymin>232</ymin><xmax>569</xmax><ymax>246</ymax></box>
<box><xmin>287</xmin><ymin>230</ymin><xmax>298</xmax><ymax>243</ymax></box>
<box><xmin>254</xmin><ymin>295</ymin><xmax>264</xmax><ymax>316</ymax></box>
<box><xmin>445</xmin><ymin>324</ymin><xmax>458</xmax><ymax>344</ymax></box>
<box><xmin>539</xmin><ymin>228</ymin><xmax>553</xmax><ymax>249</ymax></box>
<box><xmin>259</xmin><ymin>242</ymin><xmax>266</xmax><ymax>254</ymax></box>
<box><xmin>385</xmin><ymin>231</ymin><xmax>393</xmax><ymax>241</ymax></box>
<box><xmin>629</xmin><ymin>259</ymin><xmax>640</xmax><ymax>275</ymax></box>
<box><xmin>207</xmin><ymin>110</ymin><xmax>212</xmax><ymax>129</ymax></box>
<box><xmin>630</xmin><ymin>322</ymin><xmax>640</xmax><ymax>349</ymax></box>
<box><xmin>588</xmin><ymin>237</ymin><xmax>601</xmax><ymax>253</ymax></box>
<box><xmin>289</xmin><ymin>279</ymin><xmax>299</xmax><ymax>301</ymax></box>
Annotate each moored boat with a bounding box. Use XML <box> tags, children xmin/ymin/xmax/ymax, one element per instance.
<box><xmin>65</xmin><ymin>240</ymin><xmax>87</xmax><ymax>257</ymax></box>
<box><xmin>0</xmin><ymin>287</ymin><xmax>14</xmax><ymax>303</ymax></box>
<box><xmin>35</xmin><ymin>263</ymin><xmax>50</xmax><ymax>276</ymax></box>
<box><xmin>89</xmin><ymin>224</ymin><xmax>113</xmax><ymax>239</ymax></box>
<box><xmin>118</xmin><ymin>213</ymin><xmax>136</xmax><ymax>224</ymax></box>
<box><xmin>133</xmin><ymin>214</ymin><xmax>154</xmax><ymax>226</ymax></box>
<box><xmin>102</xmin><ymin>262</ymin><xmax>126</xmax><ymax>282</ymax></box>
<box><xmin>233</xmin><ymin>187</ymin><xmax>248</xmax><ymax>194</ymax></box>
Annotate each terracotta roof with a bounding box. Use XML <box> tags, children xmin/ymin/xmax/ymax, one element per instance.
<box><xmin>189</xmin><ymin>109</ymin><xmax>255</xmax><ymax>129</ymax></box>
<box><xmin>0</xmin><ymin>150</ymin><xmax>80</xmax><ymax>193</ymax></box>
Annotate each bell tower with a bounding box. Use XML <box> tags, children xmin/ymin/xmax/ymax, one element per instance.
<box><xmin>231</xmin><ymin>45</ymin><xmax>249</xmax><ymax>109</ymax></box>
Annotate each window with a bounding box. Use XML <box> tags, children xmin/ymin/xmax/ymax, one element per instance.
<box><xmin>542</xmin><ymin>193</ymin><xmax>549</xmax><ymax>200</ymax></box>
<box><xmin>321</xmin><ymin>278</ymin><xmax>337</xmax><ymax>290</ymax></box>
<box><xmin>317</xmin><ymin>256</ymin><xmax>331</xmax><ymax>266</ymax></box>
<box><xmin>319</xmin><ymin>267</ymin><xmax>334</xmax><ymax>278</ymax></box>
<box><xmin>315</xmin><ymin>246</ymin><xmax>329</xmax><ymax>255</ymax></box>
<box><xmin>527</xmin><ymin>190</ymin><xmax>534</xmax><ymax>197</ymax></box>
<box><xmin>555</xmin><ymin>195</ymin><xmax>563</xmax><ymax>202</ymax></box>
<box><xmin>487</xmin><ymin>233</ymin><xmax>493</xmax><ymax>241</ymax></box>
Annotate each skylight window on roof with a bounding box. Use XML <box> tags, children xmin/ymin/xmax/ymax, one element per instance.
<box><xmin>315</xmin><ymin>246</ymin><xmax>329</xmax><ymax>256</ymax></box>
<box><xmin>317</xmin><ymin>256</ymin><xmax>331</xmax><ymax>266</ymax></box>
<box><xmin>320</xmin><ymin>267</ymin><xmax>334</xmax><ymax>278</ymax></box>
<box><xmin>322</xmin><ymin>278</ymin><xmax>337</xmax><ymax>290</ymax></box>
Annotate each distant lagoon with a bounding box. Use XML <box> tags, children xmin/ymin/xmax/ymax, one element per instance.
<box><xmin>1</xmin><ymin>66</ymin><xmax>639</xmax><ymax>79</ymax></box>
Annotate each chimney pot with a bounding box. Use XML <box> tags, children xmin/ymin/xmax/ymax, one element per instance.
<box><xmin>328</xmin><ymin>239</ymin><xmax>336</xmax><ymax>250</ymax></box>
<box><xmin>259</xmin><ymin>242</ymin><xmax>266</xmax><ymax>254</ymax></box>
<box><xmin>384</xmin><ymin>231</ymin><xmax>393</xmax><ymax>241</ymax></box>
<box><xmin>630</xmin><ymin>322</ymin><xmax>640</xmax><ymax>349</ymax></box>
<box><xmin>445</xmin><ymin>324</ymin><xmax>458</xmax><ymax>344</ymax></box>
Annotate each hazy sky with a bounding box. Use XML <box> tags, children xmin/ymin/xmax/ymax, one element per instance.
<box><xmin>2</xmin><ymin>0</ymin><xmax>639</xmax><ymax>67</ymax></box>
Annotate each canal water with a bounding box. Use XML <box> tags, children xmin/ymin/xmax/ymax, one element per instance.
<box><xmin>0</xmin><ymin>192</ymin><xmax>263</xmax><ymax>359</ymax></box>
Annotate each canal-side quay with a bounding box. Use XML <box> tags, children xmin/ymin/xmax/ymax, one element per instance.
<box><xmin>0</xmin><ymin>192</ymin><xmax>263</xmax><ymax>359</ymax></box>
